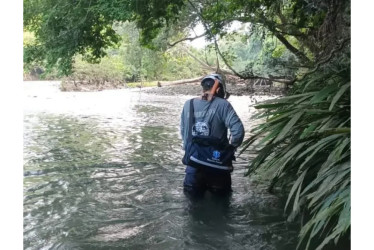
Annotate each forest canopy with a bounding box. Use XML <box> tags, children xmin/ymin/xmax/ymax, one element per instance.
<box><xmin>24</xmin><ymin>0</ymin><xmax>349</xmax><ymax>80</ymax></box>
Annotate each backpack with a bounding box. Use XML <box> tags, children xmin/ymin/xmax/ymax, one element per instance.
<box><xmin>182</xmin><ymin>98</ymin><xmax>235</xmax><ymax>172</ymax></box>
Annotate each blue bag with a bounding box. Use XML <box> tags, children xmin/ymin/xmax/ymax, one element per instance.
<box><xmin>182</xmin><ymin>99</ymin><xmax>235</xmax><ymax>172</ymax></box>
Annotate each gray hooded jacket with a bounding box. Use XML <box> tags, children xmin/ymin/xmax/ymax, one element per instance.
<box><xmin>180</xmin><ymin>97</ymin><xmax>245</xmax><ymax>149</ymax></box>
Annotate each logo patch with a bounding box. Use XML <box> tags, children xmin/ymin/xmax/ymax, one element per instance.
<box><xmin>192</xmin><ymin>122</ymin><xmax>210</xmax><ymax>136</ymax></box>
<box><xmin>212</xmin><ymin>150</ymin><xmax>221</xmax><ymax>160</ymax></box>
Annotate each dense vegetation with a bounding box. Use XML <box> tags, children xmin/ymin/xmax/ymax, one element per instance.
<box><xmin>23</xmin><ymin>22</ymin><xmax>206</xmax><ymax>82</ymax></box>
<box><xmin>24</xmin><ymin>0</ymin><xmax>350</xmax><ymax>249</ymax></box>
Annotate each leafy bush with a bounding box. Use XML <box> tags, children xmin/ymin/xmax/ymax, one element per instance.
<box><xmin>67</xmin><ymin>55</ymin><xmax>126</xmax><ymax>85</ymax></box>
<box><xmin>241</xmin><ymin>51</ymin><xmax>350</xmax><ymax>249</ymax></box>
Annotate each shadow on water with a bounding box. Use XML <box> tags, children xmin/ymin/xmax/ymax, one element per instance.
<box><xmin>24</xmin><ymin>93</ymin><xmax>298</xmax><ymax>250</ymax></box>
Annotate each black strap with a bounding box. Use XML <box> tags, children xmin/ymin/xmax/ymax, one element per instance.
<box><xmin>187</xmin><ymin>98</ymin><xmax>195</xmax><ymax>141</ymax></box>
<box><xmin>188</xmin><ymin>97</ymin><xmax>217</xmax><ymax>139</ymax></box>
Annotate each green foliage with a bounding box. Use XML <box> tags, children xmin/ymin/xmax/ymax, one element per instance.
<box><xmin>68</xmin><ymin>55</ymin><xmax>126</xmax><ymax>85</ymax></box>
<box><xmin>63</xmin><ymin>22</ymin><xmax>204</xmax><ymax>83</ymax></box>
<box><xmin>23</xmin><ymin>30</ymin><xmax>60</xmax><ymax>80</ymax></box>
<box><xmin>200</xmin><ymin>28</ymin><xmax>299</xmax><ymax>79</ymax></box>
<box><xmin>23</xmin><ymin>31</ymin><xmax>36</xmax><ymax>46</ymax></box>
<box><xmin>240</xmin><ymin>51</ymin><xmax>350</xmax><ymax>249</ymax></box>
<box><xmin>23</xmin><ymin>0</ymin><xmax>188</xmax><ymax>75</ymax></box>
<box><xmin>161</xmin><ymin>46</ymin><xmax>205</xmax><ymax>80</ymax></box>
<box><xmin>24</xmin><ymin>0</ymin><xmax>350</xmax><ymax>76</ymax></box>
<box><xmin>24</xmin><ymin>0</ymin><xmax>124</xmax><ymax>75</ymax></box>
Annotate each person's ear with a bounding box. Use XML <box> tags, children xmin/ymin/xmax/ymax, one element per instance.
<box><xmin>215</xmin><ymin>87</ymin><xmax>220</xmax><ymax>94</ymax></box>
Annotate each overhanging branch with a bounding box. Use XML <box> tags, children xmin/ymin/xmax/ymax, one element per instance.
<box><xmin>179</xmin><ymin>46</ymin><xmax>232</xmax><ymax>74</ymax></box>
<box><xmin>293</xmin><ymin>38</ymin><xmax>350</xmax><ymax>84</ymax></box>
<box><xmin>186</xmin><ymin>0</ymin><xmax>295</xmax><ymax>85</ymax></box>
<box><xmin>272</xmin><ymin>30</ymin><xmax>312</xmax><ymax>65</ymax></box>
<box><xmin>168</xmin><ymin>33</ymin><xmax>207</xmax><ymax>47</ymax></box>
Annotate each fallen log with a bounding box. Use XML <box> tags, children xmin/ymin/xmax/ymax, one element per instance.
<box><xmin>157</xmin><ymin>76</ymin><xmax>204</xmax><ymax>87</ymax></box>
<box><xmin>180</xmin><ymin>47</ymin><xmax>235</xmax><ymax>76</ymax></box>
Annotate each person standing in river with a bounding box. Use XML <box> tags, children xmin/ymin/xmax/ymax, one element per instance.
<box><xmin>180</xmin><ymin>73</ymin><xmax>245</xmax><ymax>196</ymax></box>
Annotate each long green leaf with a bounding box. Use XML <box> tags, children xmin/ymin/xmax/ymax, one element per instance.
<box><xmin>285</xmin><ymin>170</ymin><xmax>307</xmax><ymax>211</ymax></box>
<box><xmin>266</xmin><ymin>109</ymin><xmax>300</xmax><ymax>123</ymax></box>
<box><xmin>297</xmin><ymin>143</ymin><xmax>326</xmax><ymax>173</ymax></box>
<box><xmin>274</xmin><ymin>111</ymin><xmax>304</xmax><ymax>143</ymax></box>
<box><xmin>258</xmin><ymin>123</ymin><xmax>285</xmax><ymax>145</ymax></box>
<box><xmin>255</xmin><ymin>102</ymin><xmax>292</xmax><ymax>109</ymax></box>
<box><xmin>307</xmin><ymin>164</ymin><xmax>350</xmax><ymax>209</ymax></box>
<box><xmin>329</xmin><ymin>82</ymin><xmax>350</xmax><ymax>111</ymax></box>
<box><xmin>296</xmin><ymin>134</ymin><xmax>341</xmax><ymax>161</ymax></box>
<box><xmin>309</xmin><ymin>84</ymin><xmax>338</xmax><ymax>104</ymax></box>
<box><xmin>302</xmin><ymin>162</ymin><xmax>350</xmax><ymax>200</ymax></box>
<box><xmin>273</xmin><ymin>142</ymin><xmax>307</xmax><ymax>178</ymax></box>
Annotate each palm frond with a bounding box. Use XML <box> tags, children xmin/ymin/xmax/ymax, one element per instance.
<box><xmin>241</xmin><ymin>54</ymin><xmax>350</xmax><ymax>249</ymax></box>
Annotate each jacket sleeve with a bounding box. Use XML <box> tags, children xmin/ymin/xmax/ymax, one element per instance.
<box><xmin>224</xmin><ymin>102</ymin><xmax>245</xmax><ymax>148</ymax></box>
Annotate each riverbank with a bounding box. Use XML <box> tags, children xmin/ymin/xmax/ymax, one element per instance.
<box><xmin>144</xmin><ymin>82</ymin><xmax>253</xmax><ymax>96</ymax></box>
<box><xmin>60</xmin><ymin>80</ymin><xmax>286</xmax><ymax>96</ymax></box>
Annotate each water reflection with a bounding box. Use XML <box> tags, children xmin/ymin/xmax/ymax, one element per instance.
<box><xmin>183</xmin><ymin>191</ymin><xmax>232</xmax><ymax>249</ymax></box>
<box><xmin>24</xmin><ymin>85</ymin><xmax>297</xmax><ymax>250</ymax></box>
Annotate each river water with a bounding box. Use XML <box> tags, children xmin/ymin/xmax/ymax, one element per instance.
<box><xmin>23</xmin><ymin>81</ymin><xmax>297</xmax><ymax>250</ymax></box>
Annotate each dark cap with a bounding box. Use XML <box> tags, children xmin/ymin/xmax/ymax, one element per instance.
<box><xmin>201</xmin><ymin>73</ymin><xmax>224</xmax><ymax>88</ymax></box>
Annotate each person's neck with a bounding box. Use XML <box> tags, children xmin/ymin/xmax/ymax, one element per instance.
<box><xmin>201</xmin><ymin>91</ymin><xmax>214</xmax><ymax>101</ymax></box>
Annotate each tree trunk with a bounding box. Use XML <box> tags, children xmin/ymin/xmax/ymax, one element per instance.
<box><xmin>157</xmin><ymin>76</ymin><xmax>204</xmax><ymax>87</ymax></box>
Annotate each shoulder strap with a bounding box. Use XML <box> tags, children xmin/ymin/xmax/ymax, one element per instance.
<box><xmin>201</xmin><ymin>96</ymin><xmax>217</xmax><ymax>126</ymax></box>
<box><xmin>187</xmin><ymin>98</ymin><xmax>195</xmax><ymax>141</ymax></box>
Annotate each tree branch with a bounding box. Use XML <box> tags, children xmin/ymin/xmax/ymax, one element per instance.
<box><xmin>186</xmin><ymin>0</ymin><xmax>295</xmax><ymax>85</ymax></box>
<box><xmin>167</xmin><ymin>33</ymin><xmax>207</xmax><ymax>47</ymax></box>
<box><xmin>293</xmin><ymin>38</ymin><xmax>350</xmax><ymax>84</ymax></box>
<box><xmin>227</xmin><ymin>15</ymin><xmax>313</xmax><ymax>65</ymax></box>
<box><xmin>179</xmin><ymin>46</ymin><xmax>232</xmax><ymax>74</ymax></box>
<box><xmin>272</xmin><ymin>30</ymin><xmax>312</xmax><ymax>65</ymax></box>
<box><xmin>158</xmin><ymin>76</ymin><xmax>204</xmax><ymax>86</ymax></box>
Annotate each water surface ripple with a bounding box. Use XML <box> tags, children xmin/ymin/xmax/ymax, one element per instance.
<box><xmin>24</xmin><ymin>82</ymin><xmax>297</xmax><ymax>249</ymax></box>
